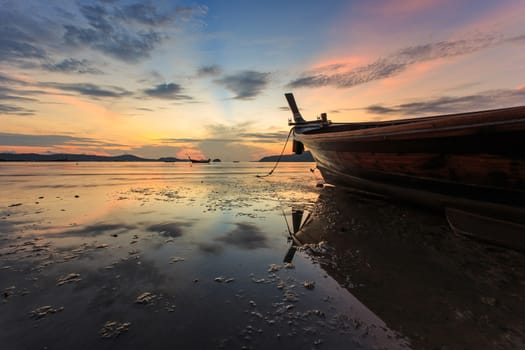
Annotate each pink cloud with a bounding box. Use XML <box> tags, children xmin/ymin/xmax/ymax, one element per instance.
<box><xmin>372</xmin><ymin>0</ymin><xmax>447</xmax><ymax>16</ymax></box>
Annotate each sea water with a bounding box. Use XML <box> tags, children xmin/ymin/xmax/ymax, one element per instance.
<box><xmin>0</xmin><ymin>162</ymin><xmax>409</xmax><ymax>349</ymax></box>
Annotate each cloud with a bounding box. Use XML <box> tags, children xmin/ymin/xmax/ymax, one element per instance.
<box><xmin>63</xmin><ymin>24</ymin><xmax>162</xmax><ymax>63</ymax></box>
<box><xmin>238</xmin><ymin>131</ymin><xmax>290</xmax><ymax>141</ymax></box>
<box><xmin>287</xmin><ymin>33</ymin><xmax>514</xmax><ymax>89</ymax></box>
<box><xmin>0</xmin><ymin>104</ymin><xmax>34</xmax><ymax>116</ymax></box>
<box><xmin>157</xmin><ymin>122</ymin><xmax>287</xmax><ymax>161</ymax></box>
<box><xmin>197</xmin><ymin>65</ymin><xmax>222</xmax><ymax>77</ymax></box>
<box><xmin>215</xmin><ymin>70</ymin><xmax>270</xmax><ymax>99</ymax></box>
<box><xmin>0</xmin><ymin>73</ymin><xmax>39</xmax><ymax>115</ymax></box>
<box><xmin>42</xmin><ymin>82</ymin><xmax>131</xmax><ymax>98</ymax></box>
<box><xmin>147</xmin><ymin>222</ymin><xmax>193</xmax><ymax>238</ymax></box>
<box><xmin>58</xmin><ymin>223</ymin><xmax>135</xmax><ymax>237</ymax></box>
<box><xmin>0</xmin><ymin>132</ymin><xmax>123</xmax><ymax>147</ymax></box>
<box><xmin>0</xmin><ymin>1</ymin><xmax>210</xmax><ymax>66</ymax></box>
<box><xmin>364</xmin><ymin>88</ymin><xmax>525</xmax><ymax>117</ymax></box>
<box><xmin>159</xmin><ymin>125</ymin><xmax>288</xmax><ymax>145</ymax></box>
<box><xmin>505</xmin><ymin>34</ymin><xmax>525</xmax><ymax>44</ymax></box>
<box><xmin>62</xmin><ymin>3</ymin><xmax>206</xmax><ymax>63</ymax></box>
<box><xmin>143</xmin><ymin>83</ymin><xmax>192</xmax><ymax>100</ymax></box>
<box><xmin>114</xmin><ymin>3</ymin><xmax>171</xmax><ymax>25</ymax></box>
<box><xmin>42</xmin><ymin>58</ymin><xmax>103</xmax><ymax>74</ymax></box>
<box><xmin>0</xmin><ymin>17</ymin><xmax>49</xmax><ymax>62</ymax></box>
<box><xmin>215</xmin><ymin>223</ymin><xmax>268</xmax><ymax>250</ymax></box>
<box><xmin>0</xmin><ymin>86</ymin><xmax>38</xmax><ymax>102</ymax></box>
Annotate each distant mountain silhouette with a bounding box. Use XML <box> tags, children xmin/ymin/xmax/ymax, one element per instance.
<box><xmin>0</xmin><ymin>153</ymin><xmax>186</xmax><ymax>162</ymax></box>
<box><xmin>0</xmin><ymin>152</ymin><xmax>314</xmax><ymax>162</ymax></box>
<box><xmin>258</xmin><ymin>151</ymin><xmax>314</xmax><ymax>162</ymax></box>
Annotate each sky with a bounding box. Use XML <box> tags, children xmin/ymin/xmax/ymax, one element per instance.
<box><xmin>1</xmin><ymin>0</ymin><xmax>525</xmax><ymax>161</ymax></box>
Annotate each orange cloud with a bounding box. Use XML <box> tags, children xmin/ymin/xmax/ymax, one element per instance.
<box><xmin>311</xmin><ymin>56</ymin><xmax>370</xmax><ymax>73</ymax></box>
<box><xmin>176</xmin><ymin>148</ymin><xmax>206</xmax><ymax>160</ymax></box>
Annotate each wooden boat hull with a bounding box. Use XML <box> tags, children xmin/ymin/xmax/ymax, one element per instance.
<box><xmin>290</xmin><ymin>99</ymin><xmax>525</xmax><ymax>225</ymax></box>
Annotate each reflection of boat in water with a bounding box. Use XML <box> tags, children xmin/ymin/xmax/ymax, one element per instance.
<box><xmin>285</xmin><ymin>93</ymin><xmax>525</xmax><ymax>248</ymax></box>
<box><xmin>188</xmin><ymin>156</ymin><xmax>211</xmax><ymax>164</ymax></box>
<box><xmin>283</xmin><ymin>188</ymin><xmax>525</xmax><ymax>350</ymax></box>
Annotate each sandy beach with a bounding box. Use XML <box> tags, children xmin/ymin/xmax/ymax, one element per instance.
<box><xmin>1</xmin><ymin>162</ymin><xmax>523</xmax><ymax>349</ymax></box>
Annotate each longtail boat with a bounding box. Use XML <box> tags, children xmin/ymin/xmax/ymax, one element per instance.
<box><xmin>285</xmin><ymin>93</ymin><xmax>525</xmax><ymax>248</ymax></box>
<box><xmin>187</xmin><ymin>155</ymin><xmax>211</xmax><ymax>164</ymax></box>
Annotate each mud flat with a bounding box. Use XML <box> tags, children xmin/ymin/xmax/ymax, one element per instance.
<box><xmin>295</xmin><ymin>187</ymin><xmax>525</xmax><ymax>350</ymax></box>
<box><xmin>0</xmin><ymin>162</ymin><xmax>410</xmax><ymax>350</ymax></box>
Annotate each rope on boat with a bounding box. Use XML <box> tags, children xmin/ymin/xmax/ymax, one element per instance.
<box><xmin>255</xmin><ymin>127</ymin><xmax>294</xmax><ymax>178</ymax></box>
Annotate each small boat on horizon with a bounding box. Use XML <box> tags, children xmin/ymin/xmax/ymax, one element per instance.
<box><xmin>285</xmin><ymin>93</ymin><xmax>525</xmax><ymax>249</ymax></box>
<box><xmin>187</xmin><ymin>155</ymin><xmax>211</xmax><ymax>164</ymax></box>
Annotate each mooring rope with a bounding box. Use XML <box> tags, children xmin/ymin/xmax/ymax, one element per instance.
<box><xmin>256</xmin><ymin>127</ymin><xmax>294</xmax><ymax>178</ymax></box>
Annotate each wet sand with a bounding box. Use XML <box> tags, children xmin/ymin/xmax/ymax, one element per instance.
<box><xmin>296</xmin><ymin>187</ymin><xmax>525</xmax><ymax>349</ymax></box>
<box><xmin>1</xmin><ymin>162</ymin><xmax>523</xmax><ymax>349</ymax></box>
<box><xmin>1</xmin><ymin>162</ymin><xmax>408</xmax><ymax>350</ymax></box>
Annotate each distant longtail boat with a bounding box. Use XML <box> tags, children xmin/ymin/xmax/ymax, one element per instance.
<box><xmin>187</xmin><ymin>155</ymin><xmax>211</xmax><ymax>164</ymax></box>
<box><xmin>285</xmin><ymin>93</ymin><xmax>525</xmax><ymax>250</ymax></box>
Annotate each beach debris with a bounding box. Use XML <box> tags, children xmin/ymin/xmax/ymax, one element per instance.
<box><xmin>165</xmin><ymin>238</ymin><xmax>175</xmax><ymax>243</ymax></box>
<box><xmin>303</xmin><ymin>281</ymin><xmax>315</xmax><ymax>290</ymax></box>
<box><xmin>164</xmin><ymin>302</ymin><xmax>176</xmax><ymax>312</ymax></box>
<box><xmin>251</xmin><ymin>278</ymin><xmax>267</xmax><ymax>284</ymax></box>
<box><xmin>57</xmin><ymin>273</ymin><xmax>81</xmax><ymax>286</ymax></box>
<box><xmin>74</xmin><ymin>195</ymin><xmax>79</xmax><ymax>198</ymax></box>
<box><xmin>3</xmin><ymin>286</ymin><xmax>16</xmax><ymax>300</ymax></box>
<box><xmin>267</xmin><ymin>264</ymin><xmax>281</xmax><ymax>272</ymax></box>
<box><xmin>30</xmin><ymin>305</ymin><xmax>64</xmax><ymax>319</ymax></box>
<box><xmin>135</xmin><ymin>292</ymin><xmax>156</xmax><ymax>304</ymax></box>
<box><xmin>213</xmin><ymin>276</ymin><xmax>235</xmax><ymax>283</ymax></box>
<box><xmin>284</xmin><ymin>262</ymin><xmax>295</xmax><ymax>269</ymax></box>
<box><xmin>99</xmin><ymin>321</ymin><xmax>131</xmax><ymax>338</ymax></box>
<box><xmin>96</xmin><ymin>243</ymin><xmax>109</xmax><ymax>249</ymax></box>
<box><xmin>283</xmin><ymin>291</ymin><xmax>299</xmax><ymax>302</ymax></box>
<box><xmin>8</xmin><ymin>203</ymin><xmax>22</xmax><ymax>207</ymax></box>
<box><xmin>251</xmin><ymin>311</ymin><xmax>264</xmax><ymax>319</ymax></box>
<box><xmin>300</xmin><ymin>241</ymin><xmax>333</xmax><ymax>255</ymax></box>
<box><xmin>170</xmin><ymin>256</ymin><xmax>185</xmax><ymax>263</ymax></box>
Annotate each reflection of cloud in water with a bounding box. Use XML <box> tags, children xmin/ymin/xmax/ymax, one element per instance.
<box><xmin>59</xmin><ymin>223</ymin><xmax>136</xmax><ymax>236</ymax></box>
<box><xmin>197</xmin><ymin>242</ymin><xmax>224</xmax><ymax>254</ymax></box>
<box><xmin>75</xmin><ymin>258</ymin><xmax>168</xmax><ymax>310</ymax></box>
<box><xmin>216</xmin><ymin>222</ymin><xmax>268</xmax><ymax>250</ymax></box>
<box><xmin>147</xmin><ymin>222</ymin><xmax>193</xmax><ymax>237</ymax></box>
<box><xmin>26</xmin><ymin>184</ymin><xmax>106</xmax><ymax>188</ymax></box>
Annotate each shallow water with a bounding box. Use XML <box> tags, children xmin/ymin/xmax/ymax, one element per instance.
<box><xmin>0</xmin><ymin>162</ymin><xmax>409</xmax><ymax>350</ymax></box>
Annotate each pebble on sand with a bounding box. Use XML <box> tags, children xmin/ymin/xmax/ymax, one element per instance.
<box><xmin>267</xmin><ymin>264</ymin><xmax>281</xmax><ymax>272</ymax></box>
<box><xmin>56</xmin><ymin>273</ymin><xmax>81</xmax><ymax>286</ymax></box>
<box><xmin>30</xmin><ymin>305</ymin><xmax>64</xmax><ymax>319</ymax></box>
<box><xmin>303</xmin><ymin>281</ymin><xmax>315</xmax><ymax>290</ymax></box>
<box><xmin>135</xmin><ymin>292</ymin><xmax>156</xmax><ymax>304</ymax></box>
<box><xmin>99</xmin><ymin>321</ymin><xmax>131</xmax><ymax>338</ymax></box>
